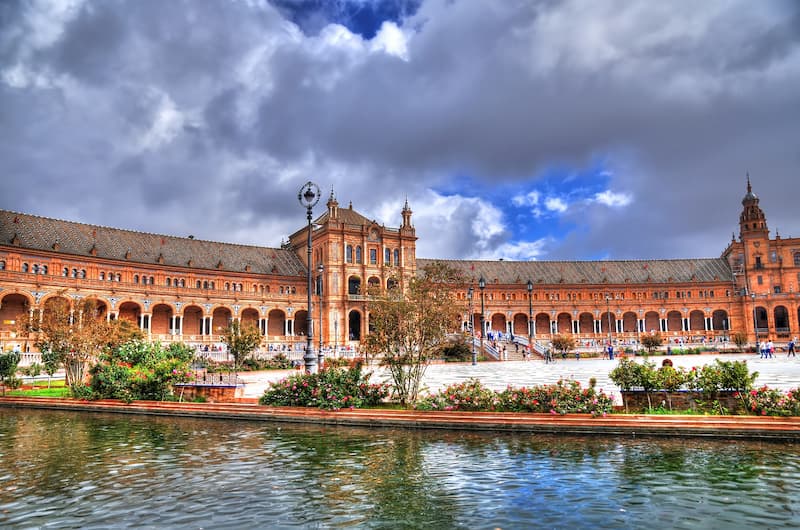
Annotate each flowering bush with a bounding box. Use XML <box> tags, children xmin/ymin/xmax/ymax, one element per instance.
<box><xmin>89</xmin><ymin>340</ymin><xmax>193</xmax><ymax>402</ymax></box>
<box><xmin>415</xmin><ymin>379</ymin><xmax>498</xmax><ymax>411</ymax></box>
<box><xmin>498</xmin><ymin>379</ymin><xmax>613</xmax><ymax>416</ymax></box>
<box><xmin>259</xmin><ymin>364</ymin><xmax>390</xmax><ymax>410</ymax></box>
<box><xmin>415</xmin><ymin>378</ymin><xmax>613</xmax><ymax>416</ymax></box>
<box><xmin>737</xmin><ymin>386</ymin><xmax>800</xmax><ymax>417</ymax></box>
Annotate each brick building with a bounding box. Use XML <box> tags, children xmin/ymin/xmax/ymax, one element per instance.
<box><xmin>1</xmin><ymin>181</ymin><xmax>798</xmax><ymax>356</ymax></box>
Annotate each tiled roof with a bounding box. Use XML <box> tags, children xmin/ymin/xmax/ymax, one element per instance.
<box><xmin>416</xmin><ymin>258</ymin><xmax>734</xmax><ymax>285</ymax></box>
<box><xmin>314</xmin><ymin>206</ymin><xmax>376</xmax><ymax>227</ymax></box>
<box><xmin>0</xmin><ymin>210</ymin><xmax>306</xmax><ymax>276</ymax></box>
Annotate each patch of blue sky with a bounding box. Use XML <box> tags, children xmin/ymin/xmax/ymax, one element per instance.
<box><xmin>270</xmin><ymin>0</ymin><xmax>421</xmax><ymax>39</ymax></box>
<box><xmin>433</xmin><ymin>161</ymin><xmax>616</xmax><ymax>256</ymax></box>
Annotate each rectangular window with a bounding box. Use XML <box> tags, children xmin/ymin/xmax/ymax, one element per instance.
<box><xmin>755</xmin><ymin>256</ymin><xmax>763</xmax><ymax>269</ymax></box>
<box><xmin>774</xmin><ymin>286</ymin><xmax>782</xmax><ymax>294</ymax></box>
<box><xmin>769</xmin><ymin>251</ymin><xmax>777</xmax><ymax>263</ymax></box>
<box><xmin>370</xmin><ymin>248</ymin><xmax>377</xmax><ymax>265</ymax></box>
<box><xmin>757</xmin><ymin>275</ymin><xmax>763</xmax><ymax>285</ymax></box>
<box><xmin>384</xmin><ymin>248</ymin><xmax>391</xmax><ymax>265</ymax></box>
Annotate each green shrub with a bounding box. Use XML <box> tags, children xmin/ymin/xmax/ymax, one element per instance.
<box><xmin>259</xmin><ymin>364</ymin><xmax>390</xmax><ymax>410</ymax></box>
<box><xmin>416</xmin><ymin>379</ymin><xmax>497</xmax><ymax>411</ymax></box>
<box><xmin>439</xmin><ymin>339</ymin><xmax>473</xmax><ymax>362</ymax></box>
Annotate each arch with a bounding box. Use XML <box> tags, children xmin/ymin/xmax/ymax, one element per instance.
<box><xmin>118</xmin><ymin>301</ymin><xmax>142</xmax><ymax>324</ymax></box>
<box><xmin>212</xmin><ymin>307</ymin><xmax>232</xmax><ymax>334</ymax></box>
<box><xmin>490</xmin><ymin>313</ymin><xmax>506</xmax><ymax>332</ymax></box>
<box><xmin>556</xmin><ymin>312</ymin><xmax>571</xmax><ymax>334</ymax></box>
<box><xmin>600</xmin><ymin>312</ymin><xmax>614</xmax><ymax>333</ymax></box>
<box><xmin>754</xmin><ymin>306</ymin><xmax>768</xmax><ymax>331</ymax></box>
<box><xmin>348</xmin><ymin>276</ymin><xmax>362</xmax><ymax>295</ymax></box>
<box><xmin>0</xmin><ymin>293</ymin><xmax>30</xmax><ymax>335</ymax></box>
<box><xmin>294</xmin><ymin>310</ymin><xmax>309</xmax><ymax>336</ymax></box>
<box><xmin>535</xmin><ymin>312</ymin><xmax>550</xmax><ymax>335</ymax></box>
<box><xmin>513</xmin><ymin>313</ymin><xmax>528</xmax><ymax>335</ymax></box>
<box><xmin>348</xmin><ymin>310</ymin><xmax>362</xmax><ymax>341</ymax></box>
<box><xmin>711</xmin><ymin>310</ymin><xmax>729</xmax><ymax>331</ymax></box>
<box><xmin>151</xmin><ymin>303</ymin><xmax>173</xmax><ymax>334</ymax></box>
<box><xmin>367</xmin><ymin>276</ymin><xmax>381</xmax><ymax>290</ymax></box>
<box><xmin>241</xmin><ymin>308</ymin><xmax>259</xmax><ymax>328</ymax></box>
<box><xmin>620</xmin><ymin>311</ymin><xmax>636</xmax><ymax>333</ymax></box>
<box><xmin>82</xmin><ymin>297</ymin><xmax>109</xmax><ymax>321</ymax></box>
<box><xmin>183</xmin><ymin>305</ymin><xmax>203</xmax><ymax>335</ymax></box>
<box><xmin>644</xmin><ymin>311</ymin><xmax>660</xmax><ymax>332</ymax></box>
<box><xmin>689</xmin><ymin>310</ymin><xmax>705</xmax><ymax>331</ymax></box>
<box><xmin>666</xmin><ymin>311</ymin><xmax>682</xmax><ymax>332</ymax></box>
<box><xmin>774</xmin><ymin>306</ymin><xmax>790</xmax><ymax>333</ymax></box>
<box><xmin>578</xmin><ymin>312</ymin><xmax>594</xmax><ymax>334</ymax></box>
<box><xmin>267</xmin><ymin>309</ymin><xmax>286</xmax><ymax>336</ymax></box>
<box><xmin>387</xmin><ymin>277</ymin><xmax>398</xmax><ymax>290</ymax></box>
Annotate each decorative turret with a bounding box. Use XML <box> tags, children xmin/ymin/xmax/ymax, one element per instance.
<box><xmin>401</xmin><ymin>197</ymin><xmax>413</xmax><ymax>229</ymax></box>
<box><xmin>739</xmin><ymin>175</ymin><xmax>768</xmax><ymax>239</ymax></box>
<box><xmin>326</xmin><ymin>188</ymin><xmax>339</xmax><ymax>220</ymax></box>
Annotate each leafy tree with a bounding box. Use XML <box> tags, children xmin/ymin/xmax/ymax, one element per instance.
<box><xmin>0</xmin><ymin>352</ymin><xmax>21</xmax><ymax>394</ymax></box>
<box><xmin>23</xmin><ymin>362</ymin><xmax>42</xmax><ymax>385</ymax></box>
<box><xmin>640</xmin><ymin>332</ymin><xmax>663</xmax><ymax>354</ymax></box>
<box><xmin>363</xmin><ymin>262</ymin><xmax>463</xmax><ymax>407</ymax></box>
<box><xmin>41</xmin><ymin>347</ymin><xmax>60</xmax><ymax>388</ymax></box>
<box><xmin>17</xmin><ymin>296</ymin><xmax>112</xmax><ymax>392</ymax></box>
<box><xmin>551</xmin><ymin>335</ymin><xmax>575</xmax><ymax>357</ymax></box>
<box><xmin>219</xmin><ymin>321</ymin><xmax>262</xmax><ymax>372</ymax></box>
<box><xmin>731</xmin><ymin>331</ymin><xmax>748</xmax><ymax>352</ymax></box>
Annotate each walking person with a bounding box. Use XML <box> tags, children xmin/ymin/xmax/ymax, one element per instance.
<box><xmin>787</xmin><ymin>338</ymin><xmax>795</xmax><ymax>358</ymax></box>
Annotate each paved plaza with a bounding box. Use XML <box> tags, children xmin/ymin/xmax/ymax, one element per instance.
<box><xmin>240</xmin><ymin>353</ymin><xmax>800</xmax><ymax>404</ymax></box>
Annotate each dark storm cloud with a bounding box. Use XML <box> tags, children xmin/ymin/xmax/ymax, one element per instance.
<box><xmin>1</xmin><ymin>0</ymin><xmax>798</xmax><ymax>259</ymax></box>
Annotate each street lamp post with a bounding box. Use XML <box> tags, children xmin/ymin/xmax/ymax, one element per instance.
<box><xmin>468</xmin><ymin>286</ymin><xmax>475</xmax><ymax>365</ymax></box>
<box><xmin>606</xmin><ymin>295</ymin><xmax>613</xmax><ymax>349</ymax></box>
<box><xmin>479</xmin><ymin>276</ymin><xmax>486</xmax><ymax>362</ymax></box>
<box><xmin>751</xmin><ymin>293</ymin><xmax>759</xmax><ymax>350</ymax></box>
<box><xmin>527</xmin><ymin>280</ymin><xmax>533</xmax><ymax>350</ymax></box>
<box><xmin>317</xmin><ymin>263</ymin><xmax>324</xmax><ymax>369</ymax></box>
<box><xmin>298</xmin><ymin>181</ymin><xmax>320</xmax><ymax>374</ymax></box>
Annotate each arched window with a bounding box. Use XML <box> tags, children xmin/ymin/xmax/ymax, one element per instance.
<box><xmin>134</xmin><ymin>275</ymin><xmax>140</xmax><ymax>284</ymax></box>
<box><xmin>71</xmin><ymin>268</ymin><xmax>78</xmax><ymax>278</ymax></box>
<box><xmin>209</xmin><ymin>281</ymin><xmax>215</xmax><ymax>289</ymax></box>
<box><xmin>149</xmin><ymin>276</ymin><xmax>154</xmax><ymax>284</ymax></box>
<box><xmin>384</xmin><ymin>248</ymin><xmax>391</xmax><ymax>265</ymax></box>
<box><xmin>80</xmin><ymin>269</ymin><xmax>86</xmax><ymax>279</ymax></box>
<box><xmin>356</xmin><ymin>246</ymin><xmax>363</xmax><ymax>264</ymax></box>
<box><xmin>42</xmin><ymin>265</ymin><xmax>48</xmax><ymax>274</ymax></box>
<box><xmin>393</xmin><ymin>249</ymin><xmax>400</xmax><ymax>266</ymax></box>
<box><xmin>179</xmin><ymin>279</ymin><xmax>184</xmax><ymax>287</ymax></box>
<box><xmin>346</xmin><ymin>245</ymin><xmax>353</xmax><ymax>263</ymax></box>
<box><xmin>196</xmin><ymin>280</ymin><xmax>201</xmax><ymax>289</ymax></box>
<box><xmin>166</xmin><ymin>277</ymin><xmax>171</xmax><ymax>286</ymax></box>
<box><xmin>203</xmin><ymin>281</ymin><xmax>209</xmax><ymax>289</ymax></box>
<box><xmin>115</xmin><ymin>273</ymin><xmax>121</xmax><ymax>282</ymax></box>
<box><xmin>22</xmin><ymin>263</ymin><xmax>29</xmax><ymax>273</ymax></box>
<box><xmin>0</xmin><ymin>260</ymin><xmax>6</xmax><ymax>270</ymax></box>
<box><xmin>62</xmin><ymin>267</ymin><xmax>68</xmax><ymax>276</ymax></box>
<box><xmin>32</xmin><ymin>264</ymin><xmax>39</xmax><ymax>274</ymax></box>
<box><xmin>100</xmin><ymin>272</ymin><xmax>106</xmax><ymax>280</ymax></box>
<box><xmin>225</xmin><ymin>282</ymin><xmax>230</xmax><ymax>291</ymax></box>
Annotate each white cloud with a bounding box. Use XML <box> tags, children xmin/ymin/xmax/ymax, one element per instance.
<box><xmin>138</xmin><ymin>91</ymin><xmax>185</xmax><ymax>151</ymax></box>
<box><xmin>512</xmin><ymin>190</ymin><xmax>540</xmax><ymax>207</ymax></box>
<box><xmin>370</xmin><ymin>21</ymin><xmax>409</xmax><ymax>60</ymax></box>
<box><xmin>488</xmin><ymin>238</ymin><xmax>550</xmax><ymax>261</ymax></box>
<box><xmin>544</xmin><ymin>197</ymin><xmax>568</xmax><ymax>213</ymax></box>
<box><xmin>594</xmin><ymin>190</ymin><xmax>632</xmax><ymax>208</ymax></box>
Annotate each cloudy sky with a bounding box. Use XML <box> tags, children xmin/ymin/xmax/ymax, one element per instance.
<box><xmin>2</xmin><ymin>0</ymin><xmax>798</xmax><ymax>262</ymax></box>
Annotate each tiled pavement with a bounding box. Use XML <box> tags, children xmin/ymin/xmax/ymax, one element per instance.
<box><xmin>240</xmin><ymin>353</ymin><xmax>800</xmax><ymax>404</ymax></box>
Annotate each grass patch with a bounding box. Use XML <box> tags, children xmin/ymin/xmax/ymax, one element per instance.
<box><xmin>7</xmin><ymin>387</ymin><xmax>71</xmax><ymax>398</ymax></box>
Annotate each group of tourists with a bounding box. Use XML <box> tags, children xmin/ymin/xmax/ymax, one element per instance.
<box><xmin>757</xmin><ymin>338</ymin><xmax>797</xmax><ymax>358</ymax></box>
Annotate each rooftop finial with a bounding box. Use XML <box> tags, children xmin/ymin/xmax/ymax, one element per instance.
<box><xmin>329</xmin><ymin>186</ymin><xmax>336</xmax><ymax>201</ymax></box>
<box><xmin>747</xmin><ymin>172</ymin><xmax>751</xmax><ymax>194</ymax></box>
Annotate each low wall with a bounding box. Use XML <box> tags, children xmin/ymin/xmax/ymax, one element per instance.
<box><xmin>174</xmin><ymin>384</ymin><xmax>244</xmax><ymax>403</ymax></box>
<box><xmin>621</xmin><ymin>390</ymin><xmax>744</xmax><ymax>413</ymax></box>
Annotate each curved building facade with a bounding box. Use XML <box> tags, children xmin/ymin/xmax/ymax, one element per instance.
<box><xmin>1</xmin><ymin>182</ymin><xmax>798</xmax><ymax>354</ymax></box>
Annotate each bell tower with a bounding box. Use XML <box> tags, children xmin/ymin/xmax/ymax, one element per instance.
<box><xmin>739</xmin><ymin>175</ymin><xmax>769</xmax><ymax>239</ymax></box>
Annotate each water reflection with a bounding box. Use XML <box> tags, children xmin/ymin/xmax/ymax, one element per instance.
<box><xmin>1</xmin><ymin>409</ymin><xmax>798</xmax><ymax>528</ymax></box>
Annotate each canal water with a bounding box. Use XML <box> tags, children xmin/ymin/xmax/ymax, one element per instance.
<box><xmin>1</xmin><ymin>409</ymin><xmax>798</xmax><ymax>529</ymax></box>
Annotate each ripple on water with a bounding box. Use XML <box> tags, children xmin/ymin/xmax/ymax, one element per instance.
<box><xmin>2</xmin><ymin>411</ymin><xmax>800</xmax><ymax>528</ymax></box>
